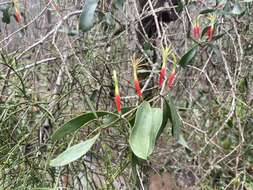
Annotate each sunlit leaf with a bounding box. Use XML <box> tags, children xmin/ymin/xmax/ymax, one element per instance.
<box><xmin>50</xmin><ymin>133</ymin><xmax>100</xmax><ymax>167</ymax></box>
<box><xmin>129</xmin><ymin>101</ymin><xmax>163</xmax><ymax>160</ymax></box>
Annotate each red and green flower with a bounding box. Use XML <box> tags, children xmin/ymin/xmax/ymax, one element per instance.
<box><xmin>113</xmin><ymin>70</ymin><xmax>121</xmax><ymax>114</ymax></box>
<box><xmin>159</xmin><ymin>47</ymin><xmax>171</xmax><ymax>87</ymax></box>
<box><xmin>167</xmin><ymin>53</ymin><xmax>177</xmax><ymax>90</ymax></box>
<box><xmin>13</xmin><ymin>0</ymin><xmax>21</xmax><ymax>23</ymax></box>
<box><xmin>132</xmin><ymin>55</ymin><xmax>143</xmax><ymax>98</ymax></box>
<box><xmin>206</xmin><ymin>14</ymin><xmax>216</xmax><ymax>41</ymax></box>
<box><xmin>193</xmin><ymin>16</ymin><xmax>201</xmax><ymax>39</ymax></box>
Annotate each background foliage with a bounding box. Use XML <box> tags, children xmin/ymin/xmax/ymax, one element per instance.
<box><xmin>0</xmin><ymin>0</ymin><xmax>253</xmax><ymax>189</ymax></box>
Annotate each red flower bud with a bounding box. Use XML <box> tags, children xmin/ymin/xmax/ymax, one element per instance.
<box><xmin>159</xmin><ymin>67</ymin><xmax>166</xmax><ymax>87</ymax></box>
<box><xmin>114</xmin><ymin>95</ymin><xmax>121</xmax><ymax>114</ymax></box>
<box><xmin>193</xmin><ymin>25</ymin><xmax>200</xmax><ymax>39</ymax></box>
<box><xmin>206</xmin><ymin>26</ymin><xmax>214</xmax><ymax>41</ymax></box>
<box><xmin>159</xmin><ymin>47</ymin><xmax>171</xmax><ymax>87</ymax></box>
<box><xmin>132</xmin><ymin>55</ymin><xmax>143</xmax><ymax>98</ymax></box>
<box><xmin>14</xmin><ymin>8</ymin><xmax>21</xmax><ymax>23</ymax></box>
<box><xmin>134</xmin><ymin>79</ymin><xmax>142</xmax><ymax>97</ymax></box>
<box><xmin>193</xmin><ymin>18</ymin><xmax>201</xmax><ymax>39</ymax></box>
<box><xmin>206</xmin><ymin>14</ymin><xmax>216</xmax><ymax>41</ymax></box>
<box><xmin>168</xmin><ymin>69</ymin><xmax>176</xmax><ymax>90</ymax></box>
<box><xmin>113</xmin><ymin>70</ymin><xmax>121</xmax><ymax>114</ymax></box>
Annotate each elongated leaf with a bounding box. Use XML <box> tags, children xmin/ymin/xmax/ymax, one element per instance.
<box><xmin>52</xmin><ymin>111</ymin><xmax>114</xmax><ymax>141</ymax></box>
<box><xmin>50</xmin><ymin>133</ymin><xmax>100</xmax><ymax>167</ymax></box>
<box><xmin>164</xmin><ymin>95</ymin><xmax>189</xmax><ymax>149</ymax></box>
<box><xmin>178</xmin><ymin>46</ymin><xmax>198</xmax><ymax>68</ymax></box>
<box><xmin>129</xmin><ymin>101</ymin><xmax>163</xmax><ymax>159</ymax></box>
<box><xmin>129</xmin><ymin>102</ymin><xmax>152</xmax><ymax>159</ymax></box>
<box><xmin>199</xmin><ymin>9</ymin><xmax>215</xmax><ymax>14</ymax></box>
<box><xmin>149</xmin><ymin>108</ymin><xmax>163</xmax><ymax>155</ymax></box>
<box><xmin>79</xmin><ymin>0</ymin><xmax>99</xmax><ymax>32</ymax></box>
<box><xmin>212</xmin><ymin>33</ymin><xmax>225</xmax><ymax>41</ymax></box>
<box><xmin>156</xmin><ymin>99</ymin><xmax>171</xmax><ymax>138</ymax></box>
<box><xmin>2</xmin><ymin>7</ymin><xmax>11</xmax><ymax>24</ymax></box>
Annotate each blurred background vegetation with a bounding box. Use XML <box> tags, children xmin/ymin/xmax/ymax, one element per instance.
<box><xmin>0</xmin><ymin>0</ymin><xmax>253</xmax><ymax>189</ymax></box>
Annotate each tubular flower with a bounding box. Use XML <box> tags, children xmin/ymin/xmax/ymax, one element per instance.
<box><xmin>13</xmin><ymin>0</ymin><xmax>21</xmax><ymax>23</ymax></box>
<box><xmin>206</xmin><ymin>14</ymin><xmax>216</xmax><ymax>41</ymax></box>
<box><xmin>132</xmin><ymin>55</ymin><xmax>142</xmax><ymax>98</ymax></box>
<box><xmin>113</xmin><ymin>70</ymin><xmax>121</xmax><ymax>114</ymax></box>
<box><xmin>159</xmin><ymin>47</ymin><xmax>171</xmax><ymax>87</ymax></box>
<box><xmin>168</xmin><ymin>69</ymin><xmax>176</xmax><ymax>90</ymax></box>
<box><xmin>206</xmin><ymin>26</ymin><xmax>214</xmax><ymax>41</ymax></box>
<box><xmin>192</xmin><ymin>17</ymin><xmax>201</xmax><ymax>39</ymax></box>
<box><xmin>134</xmin><ymin>80</ymin><xmax>142</xmax><ymax>98</ymax></box>
<box><xmin>167</xmin><ymin>53</ymin><xmax>177</xmax><ymax>90</ymax></box>
<box><xmin>14</xmin><ymin>8</ymin><xmax>21</xmax><ymax>23</ymax></box>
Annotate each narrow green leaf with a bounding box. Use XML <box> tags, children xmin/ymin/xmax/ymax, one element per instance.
<box><xmin>50</xmin><ymin>133</ymin><xmax>100</xmax><ymax>167</ymax></box>
<box><xmin>199</xmin><ymin>9</ymin><xmax>216</xmax><ymax>14</ymax></box>
<box><xmin>156</xmin><ymin>99</ymin><xmax>171</xmax><ymax>138</ymax></box>
<box><xmin>52</xmin><ymin>111</ymin><xmax>114</xmax><ymax>141</ymax></box>
<box><xmin>178</xmin><ymin>46</ymin><xmax>198</xmax><ymax>68</ymax></box>
<box><xmin>212</xmin><ymin>33</ymin><xmax>225</xmax><ymax>41</ymax></box>
<box><xmin>2</xmin><ymin>7</ymin><xmax>11</xmax><ymax>24</ymax></box>
<box><xmin>79</xmin><ymin>0</ymin><xmax>99</xmax><ymax>32</ymax></box>
<box><xmin>164</xmin><ymin>95</ymin><xmax>189</xmax><ymax>149</ymax></box>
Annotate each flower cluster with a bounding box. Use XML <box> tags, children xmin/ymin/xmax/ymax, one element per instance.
<box><xmin>113</xmin><ymin>49</ymin><xmax>178</xmax><ymax>114</ymax></box>
<box><xmin>159</xmin><ymin>47</ymin><xmax>177</xmax><ymax>90</ymax></box>
<box><xmin>192</xmin><ymin>14</ymin><xmax>216</xmax><ymax>41</ymax></box>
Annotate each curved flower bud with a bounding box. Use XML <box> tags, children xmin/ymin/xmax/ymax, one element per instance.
<box><xmin>159</xmin><ymin>67</ymin><xmax>166</xmax><ymax>87</ymax></box>
<box><xmin>168</xmin><ymin>69</ymin><xmax>176</xmax><ymax>90</ymax></box>
<box><xmin>206</xmin><ymin>14</ymin><xmax>216</xmax><ymax>41</ymax></box>
<box><xmin>193</xmin><ymin>16</ymin><xmax>201</xmax><ymax>39</ymax></box>
<box><xmin>159</xmin><ymin>47</ymin><xmax>171</xmax><ymax>87</ymax></box>
<box><xmin>167</xmin><ymin>53</ymin><xmax>177</xmax><ymax>90</ymax></box>
<box><xmin>132</xmin><ymin>55</ymin><xmax>143</xmax><ymax>98</ymax></box>
<box><xmin>134</xmin><ymin>79</ymin><xmax>142</xmax><ymax>98</ymax></box>
<box><xmin>13</xmin><ymin>0</ymin><xmax>21</xmax><ymax>23</ymax></box>
<box><xmin>206</xmin><ymin>26</ymin><xmax>214</xmax><ymax>41</ymax></box>
<box><xmin>14</xmin><ymin>8</ymin><xmax>21</xmax><ymax>23</ymax></box>
<box><xmin>113</xmin><ymin>70</ymin><xmax>121</xmax><ymax>114</ymax></box>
